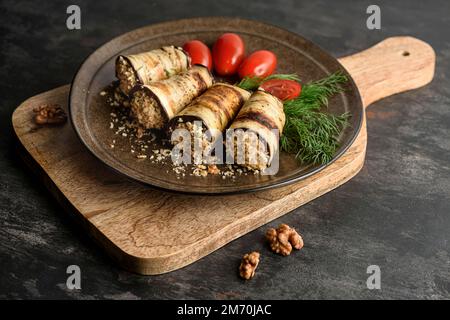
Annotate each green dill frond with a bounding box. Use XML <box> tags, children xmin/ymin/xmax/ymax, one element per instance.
<box><xmin>264</xmin><ymin>73</ymin><xmax>301</xmax><ymax>82</ymax></box>
<box><xmin>280</xmin><ymin>72</ymin><xmax>350</xmax><ymax>165</ymax></box>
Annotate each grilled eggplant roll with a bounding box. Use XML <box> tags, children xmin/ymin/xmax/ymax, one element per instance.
<box><xmin>129</xmin><ymin>65</ymin><xmax>213</xmax><ymax>130</ymax></box>
<box><xmin>116</xmin><ymin>46</ymin><xmax>191</xmax><ymax>95</ymax></box>
<box><xmin>169</xmin><ymin>83</ymin><xmax>251</xmax><ymax>150</ymax></box>
<box><xmin>229</xmin><ymin>90</ymin><xmax>285</xmax><ymax>170</ymax></box>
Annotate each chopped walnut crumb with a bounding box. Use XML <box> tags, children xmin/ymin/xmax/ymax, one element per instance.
<box><xmin>193</xmin><ymin>165</ymin><xmax>208</xmax><ymax>177</ymax></box>
<box><xmin>33</xmin><ymin>104</ymin><xmax>67</xmax><ymax>125</ymax></box>
<box><xmin>136</xmin><ymin>127</ymin><xmax>144</xmax><ymax>139</ymax></box>
<box><xmin>266</xmin><ymin>224</ymin><xmax>304</xmax><ymax>256</ymax></box>
<box><xmin>207</xmin><ymin>164</ymin><xmax>220</xmax><ymax>175</ymax></box>
<box><xmin>161</xmin><ymin>149</ymin><xmax>171</xmax><ymax>156</ymax></box>
<box><xmin>239</xmin><ymin>252</ymin><xmax>260</xmax><ymax>280</ymax></box>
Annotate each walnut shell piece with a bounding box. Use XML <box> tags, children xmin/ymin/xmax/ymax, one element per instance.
<box><xmin>239</xmin><ymin>251</ymin><xmax>260</xmax><ymax>280</ymax></box>
<box><xmin>266</xmin><ymin>224</ymin><xmax>304</xmax><ymax>256</ymax></box>
<box><xmin>33</xmin><ymin>104</ymin><xmax>67</xmax><ymax>125</ymax></box>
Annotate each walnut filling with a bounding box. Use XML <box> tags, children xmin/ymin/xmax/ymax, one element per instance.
<box><xmin>172</xmin><ymin>120</ymin><xmax>213</xmax><ymax>164</ymax></box>
<box><xmin>173</xmin><ymin>120</ymin><xmax>210</xmax><ymax>149</ymax></box>
<box><xmin>130</xmin><ymin>90</ymin><xmax>165</xmax><ymax>129</ymax></box>
<box><xmin>116</xmin><ymin>56</ymin><xmax>139</xmax><ymax>95</ymax></box>
<box><xmin>233</xmin><ymin>131</ymin><xmax>270</xmax><ymax>171</ymax></box>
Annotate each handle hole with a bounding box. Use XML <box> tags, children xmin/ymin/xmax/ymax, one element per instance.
<box><xmin>402</xmin><ymin>51</ymin><xmax>410</xmax><ymax>57</ymax></box>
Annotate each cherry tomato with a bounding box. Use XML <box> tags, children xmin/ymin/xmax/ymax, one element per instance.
<box><xmin>260</xmin><ymin>79</ymin><xmax>302</xmax><ymax>101</ymax></box>
<box><xmin>212</xmin><ymin>33</ymin><xmax>245</xmax><ymax>76</ymax></box>
<box><xmin>238</xmin><ymin>50</ymin><xmax>277</xmax><ymax>78</ymax></box>
<box><xmin>182</xmin><ymin>40</ymin><xmax>213</xmax><ymax>71</ymax></box>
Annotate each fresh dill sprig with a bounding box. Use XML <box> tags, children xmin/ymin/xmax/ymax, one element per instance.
<box><xmin>236</xmin><ymin>74</ymin><xmax>301</xmax><ymax>91</ymax></box>
<box><xmin>280</xmin><ymin>72</ymin><xmax>350</xmax><ymax>165</ymax></box>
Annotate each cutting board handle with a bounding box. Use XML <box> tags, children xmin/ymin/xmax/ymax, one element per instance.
<box><xmin>338</xmin><ymin>36</ymin><xmax>435</xmax><ymax>109</ymax></box>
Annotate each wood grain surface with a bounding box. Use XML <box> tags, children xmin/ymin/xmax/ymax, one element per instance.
<box><xmin>12</xmin><ymin>36</ymin><xmax>435</xmax><ymax>275</ymax></box>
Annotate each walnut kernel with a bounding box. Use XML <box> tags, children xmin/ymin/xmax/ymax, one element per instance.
<box><xmin>266</xmin><ymin>224</ymin><xmax>304</xmax><ymax>256</ymax></box>
<box><xmin>239</xmin><ymin>251</ymin><xmax>260</xmax><ymax>280</ymax></box>
<box><xmin>33</xmin><ymin>104</ymin><xmax>67</xmax><ymax>125</ymax></box>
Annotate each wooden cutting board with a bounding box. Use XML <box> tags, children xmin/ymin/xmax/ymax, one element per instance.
<box><xmin>12</xmin><ymin>37</ymin><xmax>435</xmax><ymax>275</ymax></box>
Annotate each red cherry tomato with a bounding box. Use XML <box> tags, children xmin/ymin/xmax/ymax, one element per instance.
<box><xmin>182</xmin><ymin>40</ymin><xmax>213</xmax><ymax>71</ymax></box>
<box><xmin>260</xmin><ymin>79</ymin><xmax>302</xmax><ymax>101</ymax></box>
<box><xmin>212</xmin><ymin>33</ymin><xmax>245</xmax><ymax>76</ymax></box>
<box><xmin>238</xmin><ymin>50</ymin><xmax>277</xmax><ymax>78</ymax></box>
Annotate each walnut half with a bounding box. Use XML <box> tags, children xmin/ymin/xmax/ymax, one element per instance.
<box><xmin>33</xmin><ymin>104</ymin><xmax>67</xmax><ymax>125</ymax></box>
<box><xmin>266</xmin><ymin>224</ymin><xmax>304</xmax><ymax>256</ymax></box>
<box><xmin>239</xmin><ymin>251</ymin><xmax>260</xmax><ymax>280</ymax></box>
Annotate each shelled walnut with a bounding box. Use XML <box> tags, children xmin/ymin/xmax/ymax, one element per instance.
<box><xmin>33</xmin><ymin>104</ymin><xmax>67</xmax><ymax>125</ymax></box>
<box><xmin>239</xmin><ymin>251</ymin><xmax>260</xmax><ymax>280</ymax></box>
<box><xmin>266</xmin><ymin>224</ymin><xmax>303</xmax><ymax>256</ymax></box>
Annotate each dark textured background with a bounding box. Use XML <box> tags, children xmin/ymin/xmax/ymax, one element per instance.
<box><xmin>1</xmin><ymin>0</ymin><xmax>449</xmax><ymax>299</ymax></box>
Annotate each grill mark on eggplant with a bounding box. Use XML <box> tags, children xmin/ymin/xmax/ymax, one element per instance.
<box><xmin>197</xmin><ymin>95</ymin><xmax>227</xmax><ymax>113</ymax></box>
<box><xmin>149</xmin><ymin>81</ymin><xmax>172</xmax><ymax>97</ymax></box>
<box><xmin>163</xmin><ymin>46</ymin><xmax>180</xmax><ymax>71</ymax></box>
<box><xmin>235</xmin><ymin>89</ymin><xmax>247</xmax><ymax>107</ymax></box>
<box><xmin>201</xmin><ymin>88</ymin><xmax>235</xmax><ymax>120</ymax></box>
<box><xmin>145</xmin><ymin>54</ymin><xmax>159</xmax><ymax>69</ymax></box>
<box><xmin>235</xmin><ymin>111</ymin><xmax>279</xmax><ymax>131</ymax></box>
<box><xmin>192</xmin><ymin>71</ymin><xmax>208</xmax><ymax>93</ymax></box>
<box><xmin>222</xmin><ymin>86</ymin><xmax>248</xmax><ymax>120</ymax></box>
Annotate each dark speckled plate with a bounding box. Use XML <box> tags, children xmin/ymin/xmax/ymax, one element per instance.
<box><xmin>69</xmin><ymin>17</ymin><xmax>363</xmax><ymax>194</ymax></box>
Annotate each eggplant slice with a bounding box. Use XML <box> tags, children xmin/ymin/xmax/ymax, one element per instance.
<box><xmin>116</xmin><ymin>46</ymin><xmax>191</xmax><ymax>95</ymax></box>
<box><xmin>229</xmin><ymin>90</ymin><xmax>285</xmax><ymax>170</ymax></box>
<box><xmin>129</xmin><ymin>65</ymin><xmax>213</xmax><ymax>130</ymax></box>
